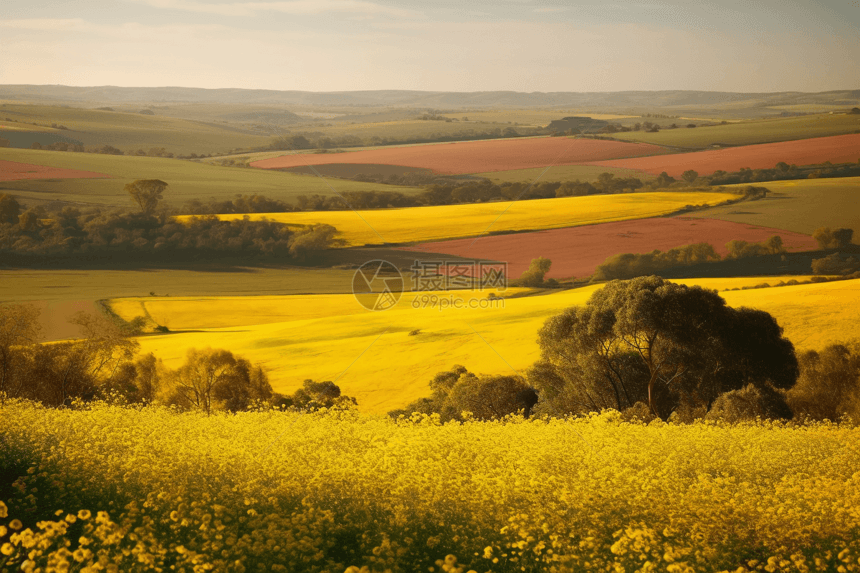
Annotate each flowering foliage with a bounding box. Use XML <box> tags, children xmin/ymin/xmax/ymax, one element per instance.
<box><xmin>1</xmin><ymin>400</ymin><xmax>860</xmax><ymax>572</ymax></box>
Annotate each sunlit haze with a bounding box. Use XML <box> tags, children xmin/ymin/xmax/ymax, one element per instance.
<box><xmin>1</xmin><ymin>0</ymin><xmax>859</xmax><ymax>92</ymax></box>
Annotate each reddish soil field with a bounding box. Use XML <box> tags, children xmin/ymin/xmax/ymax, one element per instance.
<box><xmin>0</xmin><ymin>160</ymin><xmax>111</xmax><ymax>182</ymax></box>
<box><xmin>400</xmin><ymin>218</ymin><xmax>818</xmax><ymax>280</ymax></box>
<box><xmin>251</xmin><ymin>137</ymin><xmax>665</xmax><ymax>175</ymax></box>
<box><xmin>586</xmin><ymin>134</ymin><xmax>860</xmax><ymax>177</ymax></box>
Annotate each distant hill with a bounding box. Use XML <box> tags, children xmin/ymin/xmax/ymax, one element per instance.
<box><xmin>1</xmin><ymin>85</ymin><xmax>858</xmax><ymax>111</ymax></box>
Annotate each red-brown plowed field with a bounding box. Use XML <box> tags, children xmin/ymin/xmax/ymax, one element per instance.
<box><xmin>0</xmin><ymin>160</ymin><xmax>111</xmax><ymax>182</ymax></box>
<box><xmin>250</xmin><ymin>137</ymin><xmax>665</xmax><ymax>175</ymax></box>
<box><xmin>400</xmin><ymin>218</ymin><xmax>818</xmax><ymax>280</ymax></box>
<box><xmin>585</xmin><ymin>134</ymin><xmax>860</xmax><ymax>178</ymax></box>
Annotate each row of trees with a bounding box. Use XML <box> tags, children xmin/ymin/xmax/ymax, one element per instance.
<box><xmin>393</xmin><ymin>277</ymin><xmax>860</xmax><ymax>423</ymax></box>
<box><xmin>592</xmin><ymin>236</ymin><xmax>786</xmax><ymax>281</ymax></box>
<box><xmin>266</xmin><ymin>174</ymin><xmax>700</xmax><ymax>213</ymax></box>
<box><xmin>0</xmin><ymin>190</ymin><xmax>338</xmax><ymax>262</ymax></box>
<box><xmin>706</xmin><ymin>160</ymin><xmax>860</xmax><ymax>186</ymax></box>
<box><xmin>0</xmin><ymin>303</ymin><xmax>356</xmax><ymax>413</ymax></box>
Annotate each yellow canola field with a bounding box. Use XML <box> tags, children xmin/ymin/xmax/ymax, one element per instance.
<box><xmin>185</xmin><ymin>191</ymin><xmax>737</xmax><ymax>246</ymax></box>
<box><xmin>3</xmin><ymin>404</ymin><xmax>860</xmax><ymax>572</ymax></box>
<box><xmin>111</xmin><ymin>277</ymin><xmax>860</xmax><ymax>414</ymax></box>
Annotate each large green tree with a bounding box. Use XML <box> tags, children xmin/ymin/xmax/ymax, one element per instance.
<box><xmin>530</xmin><ymin>276</ymin><xmax>798</xmax><ymax>419</ymax></box>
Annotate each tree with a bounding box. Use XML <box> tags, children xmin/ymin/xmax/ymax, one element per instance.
<box><xmin>811</xmin><ymin>253</ymin><xmax>860</xmax><ymax>275</ymax></box>
<box><xmin>725</xmin><ymin>236</ymin><xmax>785</xmax><ymax>259</ymax></box>
<box><xmin>532</xmin><ymin>276</ymin><xmax>797</xmax><ymax>418</ymax></box>
<box><xmin>655</xmin><ymin>172</ymin><xmax>675</xmax><ymax>187</ymax></box>
<box><xmin>813</xmin><ymin>227</ymin><xmax>854</xmax><ymax>249</ymax></box>
<box><xmin>518</xmin><ymin>257</ymin><xmax>552</xmax><ymax>287</ymax></box>
<box><xmin>165</xmin><ymin>348</ymin><xmax>260</xmax><ymax>413</ymax></box>
<box><xmin>704</xmin><ymin>384</ymin><xmax>793</xmax><ymax>422</ymax></box>
<box><xmin>775</xmin><ymin>161</ymin><xmax>790</xmax><ymax>172</ymax></box>
<box><xmin>390</xmin><ymin>365</ymin><xmax>537</xmax><ymax>421</ymax></box>
<box><xmin>213</xmin><ymin>358</ymin><xmax>274</xmax><ymax>412</ymax></box>
<box><xmin>0</xmin><ymin>194</ymin><xmax>21</xmax><ymax>225</ymax></box>
<box><xmin>447</xmin><ymin>374</ymin><xmax>537</xmax><ymax>420</ymax></box>
<box><xmin>165</xmin><ymin>348</ymin><xmax>227</xmax><ymax>412</ymax></box>
<box><xmin>681</xmin><ymin>170</ymin><xmax>698</xmax><ymax>183</ymax></box>
<box><xmin>0</xmin><ymin>303</ymin><xmax>42</xmax><ymax>399</ymax></box>
<box><xmin>787</xmin><ymin>342</ymin><xmax>860</xmax><ymax>421</ymax></box>
<box><xmin>125</xmin><ymin>179</ymin><xmax>168</xmax><ymax>215</ymax></box>
<box><xmin>285</xmin><ymin>379</ymin><xmax>356</xmax><ymax>410</ymax></box>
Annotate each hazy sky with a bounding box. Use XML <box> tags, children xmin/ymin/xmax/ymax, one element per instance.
<box><xmin>1</xmin><ymin>0</ymin><xmax>858</xmax><ymax>92</ymax></box>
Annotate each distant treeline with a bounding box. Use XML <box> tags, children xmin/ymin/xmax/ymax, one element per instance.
<box><xmin>592</xmin><ymin>227</ymin><xmax>855</xmax><ymax>281</ymax></box>
<box><xmin>0</xmin><ymin>193</ymin><xmax>337</xmax><ymax>262</ymax></box>
<box><xmin>263</xmin><ymin>126</ymin><xmax>537</xmax><ymax>153</ymax></box>
<box><xmin>177</xmin><ymin>178</ymin><xmax>756</xmax><ymax>216</ymax></box>
<box><xmin>707</xmin><ymin>161</ymin><xmax>860</xmax><ymax>185</ymax></box>
<box><xmin>592</xmin><ymin>236</ymin><xmax>787</xmax><ymax>281</ymax></box>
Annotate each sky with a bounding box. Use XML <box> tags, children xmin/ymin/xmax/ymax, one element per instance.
<box><xmin>0</xmin><ymin>0</ymin><xmax>858</xmax><ymax>93</ymax></box>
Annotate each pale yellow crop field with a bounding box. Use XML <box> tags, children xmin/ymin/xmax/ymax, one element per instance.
<box><xmin>110</xmin><ymin>277</ymin><xmax>860</xmax><ymax>414</ymax></box>
<box><xmin>721</xmin><ymin>279</ymin><xmax>860</xmax><ymax>350</ymax></box>
<box><xmin>192</xmin><ymin>191</ymin><xmax>737</xmax><ymax>246</ymax></box>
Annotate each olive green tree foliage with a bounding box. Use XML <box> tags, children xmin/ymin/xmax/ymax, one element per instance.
<box><xmin>704</xmin><ymin>384</ymin><xmax>793</xmax><ymax>423</ymax></box>
<box><xmin>0</xmin><ymin>304</ymin><xmax>274</xmax><ymax>411</ymax></box>
<box><xmin>518</xmin><ymin>257</ymin><xmax>553</xmax><ymax>287</ymax></box>
<box><xmin>592</xmin><ymin>243</ymin><xmax>720</xmax><ymax>281</ymax></box>
<box><xmin>164</xmin><ymin>348</ymin><xmax>274</xmax><ymax>413</ymax></box>
<box><xmin>725</xmin><ymin>235</ymin><xmax>785</xmax><ymax>259</ymax></box>
<box><xmin>811</xmin><ymin>253</ymin><xmax>860</xmax><ymax>275</ymax></box>
<box><xmin>279</xmin><ymin>379</ymin><xmax>357</xmax><ymax>411</ymax></box>
<box><xmin>0</xmin><ymin>306</ymin><xmax>141</xmax><ymax>407</ymax></box>
<box><xmin>682</xmin><ymin>170</ymin><xmax>699</xmax><ymax>183</ymax></box>
<box><xmin>787</xmin><ymin>342</ymin><xmax>860</xmax><ymax>421</ymax></box>
<box><xmin>813</xmin><ymin>227</ymin><xmax>854</xmax><ymax>249</ymax></box>
<box><xmin>0</xmin><ymin>303</ymin><xmax>42</xmax><ymax>400</ymax></box>
<box><xmin>124</xmin><ymin>179</ymin><xmax>168</xmax><ymax>215</ymax></box>
<box><xmin>390</xmin><ymin>365</ymin><xmax>538</xmax><ymax>421</ymax></box>
<box><xmin>0</xmin><ymin>194</ymin><xmax>21</xmax><ymax>225</ymax></box>
<box><xmin>530</xmin><ymin>277</ymin><xmax>798</xmax><ymax>419</ymax></box>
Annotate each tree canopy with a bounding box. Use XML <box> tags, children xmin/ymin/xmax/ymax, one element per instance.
<box><xmin>125</xmin><ymin>179</ymin><xmax>168</xmax><ymax>215</ymax></box>
<box><xmin>530</xmin><ymin>276</ymin><xmax>798</xmax><ymax>419</ymax></box>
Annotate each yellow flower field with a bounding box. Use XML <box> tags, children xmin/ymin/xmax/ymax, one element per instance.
<box><xmin>1</xmin><ymin>402</ymin><xmax>859</xmax><ymax>572</ymax></box>
<box><xmin>109</xmin><ymin>277</ymin><xmax>860</xmax><ymax>414</ymax></box>
<box><xmin>183</xmin><ymin>191</ymin><xmax>738</xmax><ymax>246</ymax></box>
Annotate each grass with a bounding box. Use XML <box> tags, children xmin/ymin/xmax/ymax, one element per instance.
<box><xmin>0</xmin><ymin>267</ymin><xmax>359</xmax><ymax>341</ymax></box>
<box><xmin>690</xmin><ymin>176</ymin><xmax>860</xmax><ymax>235</ymax></box>
<box><xmin>0</xmin><ymin>103</ymin><xmax>273</xmax><ymax>155</ymax></box>
<box><xmin>0</xmin><ymin>147</ymin><xmax>419</xmax><ymax>208</ymax></box>
<box><xmin>474</xmin><ymin>164</ymin><xmax>656</xmax><ymax>183</ymax></box>
<box><xmin>612</xmin><ymin>113</ymin><xmax>860</xmax><ymax>149</ymax></box>
<box><xmin>198</xmin><ymin>191</ymin><xmax>738</xmax><ymax>246</ymax></box>
<box><xmin>107</xmin><ymin>277</ymin><xmax>859</xmax><ymax>414</ymax></box>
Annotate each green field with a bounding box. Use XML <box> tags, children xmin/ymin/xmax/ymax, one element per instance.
<box><xmin>0</xmin><ymin>267</ymin><xmax>359</xmax><ymax>341</ymax></box>
<box><xmin>691</xmin><ymin>176</ymin><xmax>860</xmax><ymax>235</ymax></box>
<box><xmin>0</xmin><ymin>147</ymin><xmax>418</xmax><ymax>208</ymax></box>
<box><xmin>0</xmin><ymin>103</ymin><xmax>273</xmax><ymax>155</ymax></box>
<box><xmin>612</xmin><ymin>113</ymin><xmax>860</xmax><ymax>149</ymax></box>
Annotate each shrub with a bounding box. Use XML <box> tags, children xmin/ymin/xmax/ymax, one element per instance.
<box><xmin>813</xmin><ymin>227</ymin><xmax>854</xmax><ymax>249</ymax></box>
<box><xmin>704</xmin><ymin>384</ymin><xmax>793</xmax><ymax>422</ymax></box>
